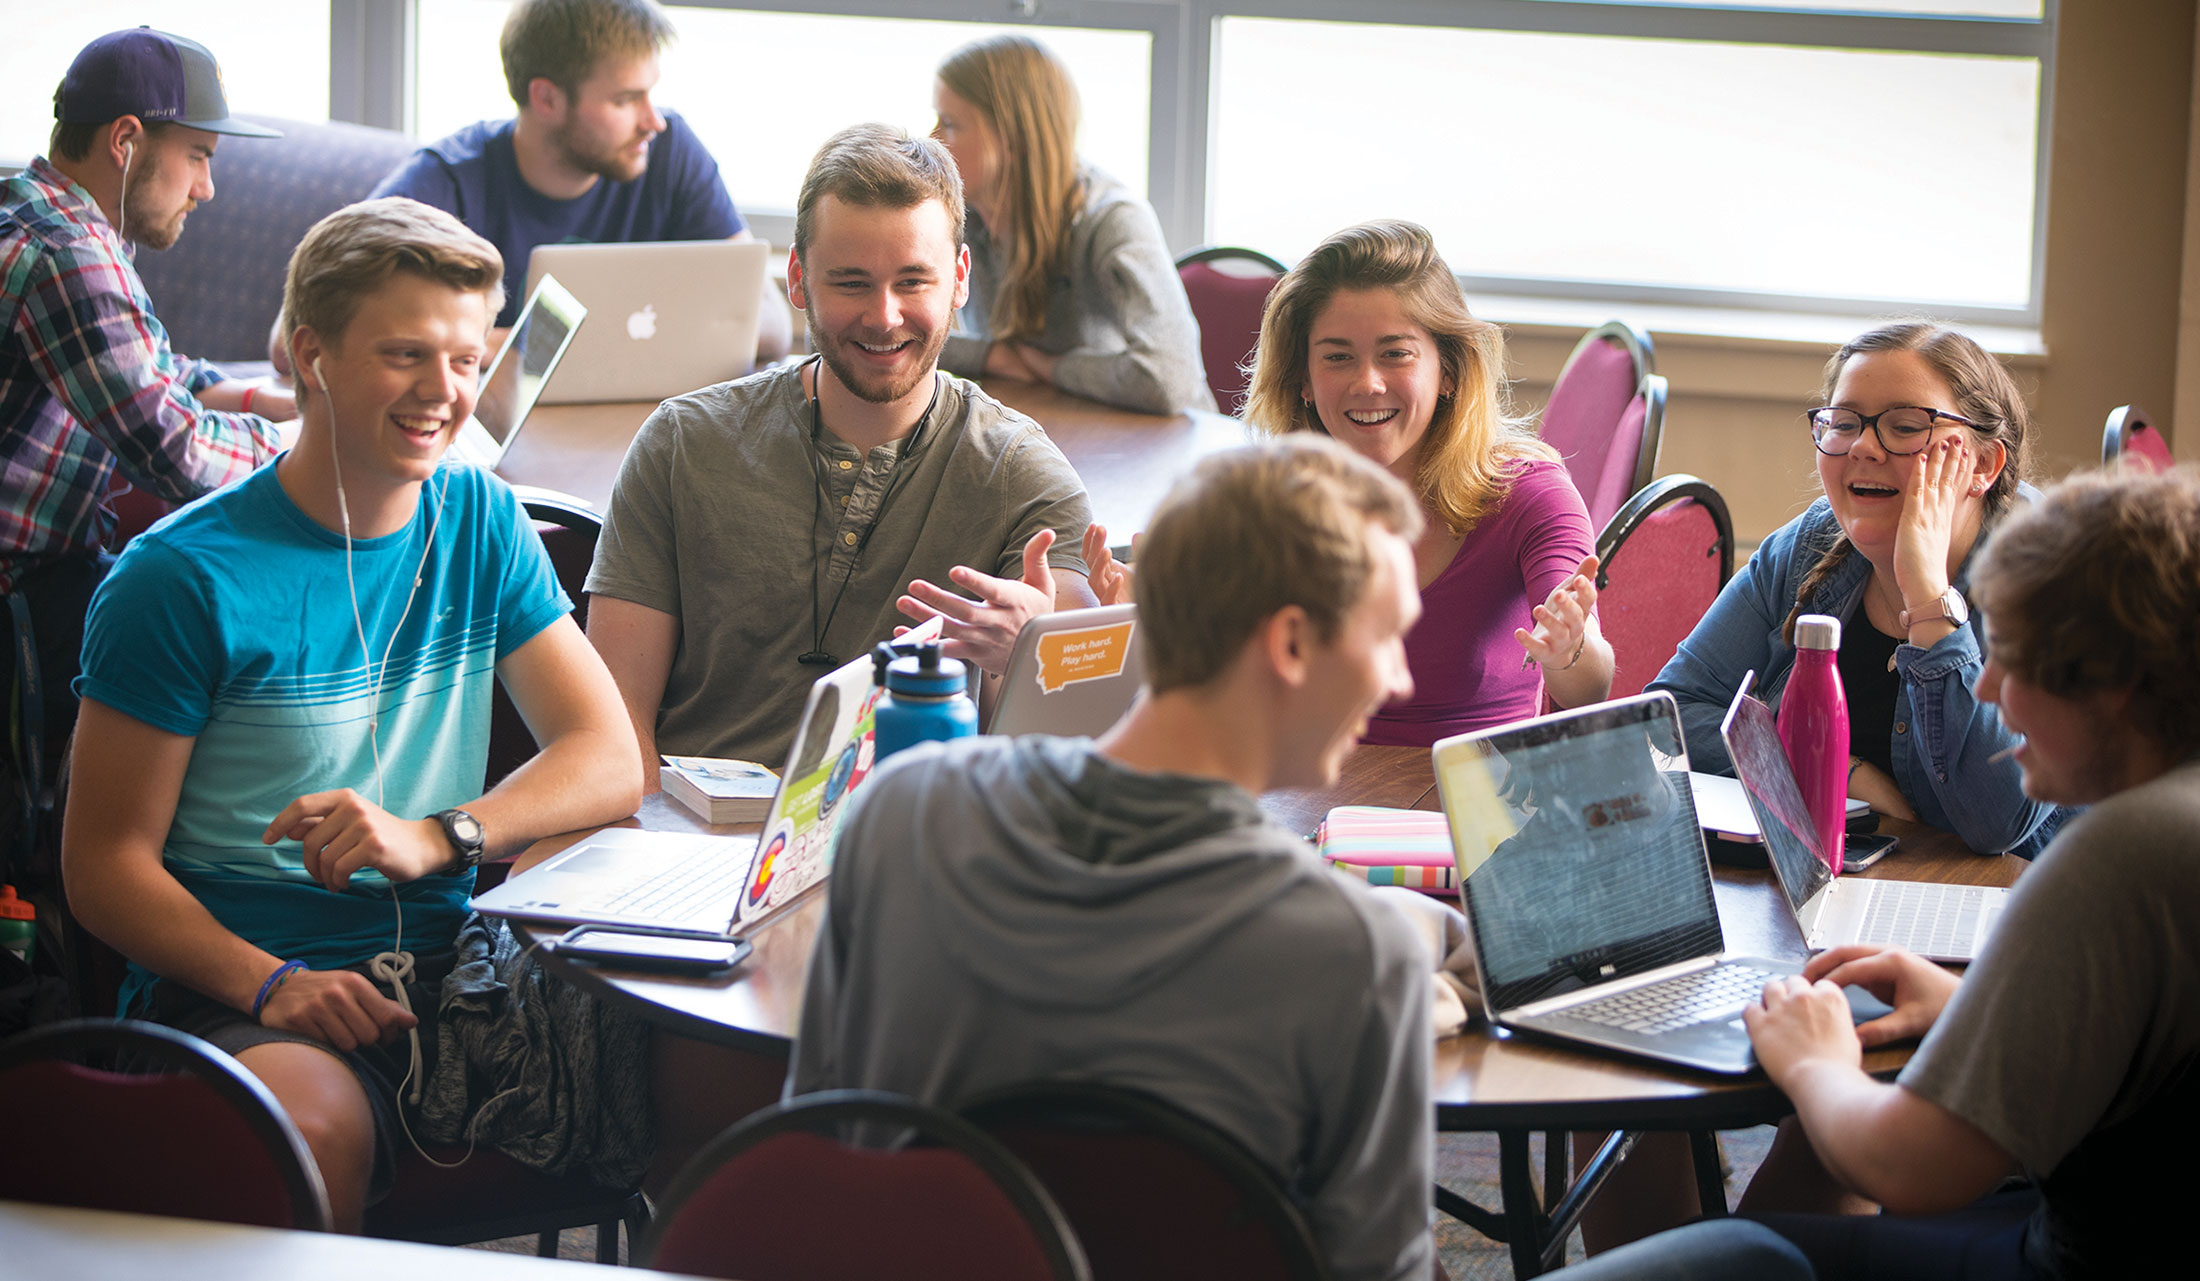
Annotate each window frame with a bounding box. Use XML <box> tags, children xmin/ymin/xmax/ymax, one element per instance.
<box><xmin>342</xmin><ymin>0</ymin><xmax>2056</xmax><ymax>326</ymax></box>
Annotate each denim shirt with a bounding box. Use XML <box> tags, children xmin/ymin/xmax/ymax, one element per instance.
<box><xmin>1649</xmin><ymin>498</ymin><xmax>2067</xmax><ymax>858</ymax></box>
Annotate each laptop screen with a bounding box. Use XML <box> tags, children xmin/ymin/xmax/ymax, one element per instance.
<box><xmin>1436</xmin><ymin>694</ymin><xmax>1723</xmax><ymax>1011</ymax></box>
<box><xmin>1720</xmin><ymin>679</ymin><xmax>1834</xmax><ymax>914</ymax></box>
<box><xmin>472</xmin><ymin>275</ymin><xmax>584</xmax><ymax>448</ymax></box>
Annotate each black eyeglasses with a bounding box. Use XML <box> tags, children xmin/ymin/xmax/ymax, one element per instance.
<box><xmin>1806</xmin><ymin>405</ymin><xmax>1977</xmax><ymax>457</ymax></box>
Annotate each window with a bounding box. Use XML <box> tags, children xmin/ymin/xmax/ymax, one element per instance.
<box><xmin>0</xmin><ymin>3</ymin><xmax>330</xmax><ymax>164</ymax></box>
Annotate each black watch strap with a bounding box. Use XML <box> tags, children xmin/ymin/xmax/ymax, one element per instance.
<box><xmin>434</xmin><ymin>808</ymin><xmax>485</xmax><ymax>873</ymax></box>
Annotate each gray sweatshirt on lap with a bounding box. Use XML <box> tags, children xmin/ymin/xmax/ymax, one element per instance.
<box><xmin>791</xmin><ymin>734</ymin><xmax>1433</xmax><ymax>1281</ymax></box>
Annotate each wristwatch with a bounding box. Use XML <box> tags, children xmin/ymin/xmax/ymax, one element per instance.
<box><xmin>1898</xmin><ymin>586</ymin><xmax>1969</xmax><ymax>632</ymax></box>
<box><xmin>433</xmin><ymin>808</ymin><xmax>486</xmax><ymax>874</ymax></box>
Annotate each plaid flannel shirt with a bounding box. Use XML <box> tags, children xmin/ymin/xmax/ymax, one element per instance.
<box><xmin>1</xmin><ymin>156</ymin><xmax>279</xmax><ymax>593</ymax></box>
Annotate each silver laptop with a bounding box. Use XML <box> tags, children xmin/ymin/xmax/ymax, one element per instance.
<box><xmin>986</xmin><ymin>604</ymin><xmax>1144</xmax><ymax>738</ymax></box>
<box><xmin>1433</xmin><ymin>693</ymin><xmax>1884</xmax><ymax>1075</ymax></box>
<box><xmin>1720</xmin><ymin>674</ymin><xmax>2009</xmax><ymax>962</ymax></box>
<box><xmin>471</xmin><ymin>616</ymin><xmax>942</xmax><ymax>935</ymax></box>
<box><xmin>447</xmin><ymin>274</ymin><xmax>586</xmax><ymax>468</ymax></box>
<box><xmin>525</xmin><ymin>239</ymin><xmax>770</xmax><ymax>404</ymax></box>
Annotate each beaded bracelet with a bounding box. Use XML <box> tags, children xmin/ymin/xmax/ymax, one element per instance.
<box><xmin>252</xmin><ymin>959</ymin><xmax>307</xmax><ymax>1020</ymax></box>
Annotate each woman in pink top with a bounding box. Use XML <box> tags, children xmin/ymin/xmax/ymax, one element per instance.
<box><xmin>1242</xmin><ymin>221</ymin><xmax>1611</xmax><ymax>745</ymax></box>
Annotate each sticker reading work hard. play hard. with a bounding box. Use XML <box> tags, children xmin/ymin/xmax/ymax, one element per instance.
<box><xmin>1034</xmin><ymin>620</ymin><xmax>1135</xmax><ymax>693</ymax></box>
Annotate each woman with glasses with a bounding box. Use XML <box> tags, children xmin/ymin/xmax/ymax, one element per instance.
<box><xmin>1649</xmin><ymin>322</ymin><xmax>2062</xmax><ymax>858</ymax></box>
<box><xmin>1234</xmin><ymin>220</ymin><xmax>1613</xmax><ymax>745</ymax></box>
<box><xmin>930</xmin><ymin>34</ymin><xmax>1213</xmax><ymax>415</ymax></box>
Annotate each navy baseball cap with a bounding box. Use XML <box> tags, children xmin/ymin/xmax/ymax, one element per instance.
<box><xmin>55</xmin><ymin>27</ymin><xmax>281</xmax><ymax>139</ymax></box>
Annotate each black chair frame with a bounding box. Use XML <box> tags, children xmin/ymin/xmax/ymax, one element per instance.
<box><xmin>963</xmin><ymin>1080</ymin><xmax>1329</xmax><ymax>1281</ymax></box>
<box><xmin>0</xmin><ymin>1017</ymin><xmax>333</xmax><ymax>1231</ymax></box>
<box><xmin>1174</xmin><ymin>244</ymin><xmax>1290</xmax><ymax>273</ymax></box>
<box><xmin>643</xmin><ymin>1088</ymin><xmax>1089</xmax><ymax>1280</ymax></box>
<box><xmin>1593</xmin><ymin>474</ymin><xmax>1736</xmax><ymax>593</ymax></box>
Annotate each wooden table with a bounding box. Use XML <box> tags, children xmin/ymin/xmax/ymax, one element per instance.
<box><xmin>499</xmin><ymin>376</ymin><xmax>1252</xmax><ymax>541</ymax></box>
<box><xmin>509</xmin><ymin>753</ymin><xmax>2028</xmax><ymax>1276</ymax></box>
<box><xmin>0</xmin><ymin>1201</ymin><xmax>710</xmax><ymax>1281</ymax></box>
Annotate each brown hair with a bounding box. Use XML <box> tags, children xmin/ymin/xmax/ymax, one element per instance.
<box><xmin>281</xmin><ymin>198</ymin><xmax>504</xmax><ymax>350</ymax></box>
<box><xmin>501</xmin><ymin>0</ymin><xmax>674</xmax><ymax>107</ymax></box>
<box><xmin>1136</xmin><ymin>437</ymin><xmax>1424</xmax><ymax>693</ymax></box>
<box><xmin>1971</xmin><ymin>465</ymin><xmax>2200</xmax><ymax>760</ymax></box>
<box><xmin>1783</xmin><ymin>322</ymin><xmax>2034</xmax><ymax>643</ymax></box>
<box><xmin>47</xmin><ymin>91</ymin><xmax>177</xmax><ymax>163</ymax></box>
<box><xmin>936</xmin><ymin>34</ymin><xmax>1083</xmax><ymax>346</ymax></box>
<box><xmin>1243</xmin><ymin>220</ymin><xmax>1551</xmax><ymax>535</ymax></box>
<box><xmin>793</xmin><ymin>124</ymin><xmax>965</xmax><ymax>263</ymax></box>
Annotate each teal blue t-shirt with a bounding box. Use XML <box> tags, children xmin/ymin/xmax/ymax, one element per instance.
<box><xmin>77</xmin><ymin>460</ymin><xmax>570</xmax><ymax>1010</ymax></box>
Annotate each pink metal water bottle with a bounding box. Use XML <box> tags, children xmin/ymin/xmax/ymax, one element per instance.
<box><xmin>1779</xmin><ymin>614</ymin><xmax>1850</xmax><ymax>877</ymax></box>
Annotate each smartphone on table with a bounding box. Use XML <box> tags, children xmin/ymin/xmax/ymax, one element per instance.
<box><xmin>551</xmin><ymin>926</ymin><xmax>751</xmax><ymax>975</ymax></box>
<box><xmin>1841</xmin><ymin>832</ymin><xmax>1899</xmax><ymax>873</ymax></box>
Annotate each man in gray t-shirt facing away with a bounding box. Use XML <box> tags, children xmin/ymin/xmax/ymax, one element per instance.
<box><xmin>584</xmin><ymin>124</ymin><xmax>1093</xmax><ymax>779</ymax></box>
<box><xmin>793</xmin><ymin>437</ymin><xmax>1438</xmax><ymax>1281</ymax></box>
<box><xmin>1738</xmin><ymin>466</ymin><xmax>2200</xmax><ymax>1278</ymax></box>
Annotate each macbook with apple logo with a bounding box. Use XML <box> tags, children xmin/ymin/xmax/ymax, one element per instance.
<box><xmin>525</xmin><ymin>239</ymin><xmax>772</xmax><ymax>404</ymax></box>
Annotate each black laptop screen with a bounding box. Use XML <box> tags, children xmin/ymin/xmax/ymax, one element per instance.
<box><xmin>1439</xmin><ymin>696</ymin><xmax>1725</xmax><ymax>1012</ymax></box>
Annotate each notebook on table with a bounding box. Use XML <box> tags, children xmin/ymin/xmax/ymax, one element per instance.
<box><xmin>447</xmin><ymin>274</ymin><xmax>586</xmax><ymax>469</ymax></box>
<box><xmin>524</xmin><ymin>239</ymin><xmax>770</xmax><ymax>404</ymax></box>
<box><xmin>473</xmin><ymin>616</ymin><xmax>942</xmax><ymax>936</ymax></box>
<box><xmin>986</xmin><ymin>604</ymin><xmax>1144</xmax><ymax>739</ymax></box>
<box><xmin>1720</xmin><ymin>673</ymin><xmax>2009</xmax><ymax>963</ymax></box>
<box><xmin>1432</xmin><ymin>692</ymin><xmax>1887</xmax><ymax>1075</ymax></box>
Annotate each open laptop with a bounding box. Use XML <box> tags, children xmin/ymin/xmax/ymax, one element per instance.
<box><xmin>986</xmin><ymin>604</ymin><xmax>1144</xmax><ymax>738</ymax></box>
<box><xmin>1721</xmin><ymin>674</ymin><xmax>2009</xmax><ymax>962</ymax></box>
<box><xmin>1433</xmin><ymin>692</ymin><xmax>1886</xmax><ymax>1075</ymax></box>
<box><xmin>472</xmin><ymin>616</ymin><xmax>942</xmax><ymax>936</ymax></box>
<box><xmin>447</xmin><ymin>274</ymin><xmax>586</xmax><ymax>469</ymax></box>
<box><xmin>525</xmin><ymin>239</ymin><xmax>770</xmax><ymax>404</ymax></box>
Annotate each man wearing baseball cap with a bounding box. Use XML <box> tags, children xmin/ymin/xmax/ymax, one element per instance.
<box><xmin>1</xmin><ymin>28</ymin><xmax>293</xmax><ymax>766</ymax></box>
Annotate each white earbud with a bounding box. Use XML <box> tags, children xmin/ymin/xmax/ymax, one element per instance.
<box><xmin>122</xmin><ymin>141</ymin><xmax>135</xmax><ymax>169</ymax></box>
<box><xmin>312</xmin><ymin>356</ymin><xmax>327</xmax><ymax>394</ymax></box>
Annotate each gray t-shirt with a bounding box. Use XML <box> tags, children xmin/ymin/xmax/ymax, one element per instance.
<box><xmin>1899</xmin><ymin>755</ymin><xmax>2200</xmax><ymax>1278</ymax></box>
<box><xmin>792</xmin><ymin>735</ymin><xmax>1435</xmax><ymax>1281</ymax></box>
<box><xmin>585</xmin><ymin>362</ymin><xmax>1092</xmax><ymax>765</ymax></box>
<box><xmin>941</xmin><ymin>167</ymin><xmax>1217</xmax><ymax>416</ymax></box>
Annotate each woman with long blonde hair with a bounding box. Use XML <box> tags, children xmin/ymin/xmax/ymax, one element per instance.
<box><xmin>1241</xmin><ymin>220</ymin><xmax>1612</xmax><ymax>743</ymax></box>
<box><xmin>930</xmin><ymin>34</ymin><xmax>1212</xmax><ymax>415</ymax></box>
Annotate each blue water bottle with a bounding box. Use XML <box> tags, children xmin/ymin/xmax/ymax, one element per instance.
<box><xmin>871</xmin><ymin>640</ymin><xmax>978</xmax><ymax>761</ymax></box>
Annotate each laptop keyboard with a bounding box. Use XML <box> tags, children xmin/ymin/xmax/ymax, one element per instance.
<box><xmin>1563</xmin><ymin>963</ymin><xmax>1781</xmax><ymax>1035</ymax></box>
<box><xmin>600</xmin><ymin>849</ymin><xmax>745</xmax><ymax>921</ymax></box>
<box><xmin>1855</xmin><ymin>880</ymin><xmax>1987</xmax><ymax>955</ymax></box>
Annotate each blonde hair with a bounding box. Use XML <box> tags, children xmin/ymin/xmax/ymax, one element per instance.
<box><xmin>1136</xmin><ymin>437</ymin><xmax>1424</xmax><ymax>693</ymax></box>
<box><xmin>937</xmin><ymin>34</ymin><xmax>1082</xmax><ymax>345</ymax></box>
<box><xmin>1243</xmin><ymin>221</ymin><xmax>1550</xmax><ymax>534</ymax></box>
<box><xmin>794</xmin><ymin>124</ymin><xmax>964</xmax><ymax>263</ymax></box>
<box><xmin>281</xmin><ymin>197</ymin><xmax>503</xmax><ymax>349</ymax></box>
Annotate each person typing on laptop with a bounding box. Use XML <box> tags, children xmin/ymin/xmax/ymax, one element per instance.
<box><xmin>585</xmin><ymin>123</ymin><xmax>1095</xmax><ymax>782</ymax></box>
<box><xmin>1731</xmin><ymin>467</ymin><xmax>2200</xmax><ymax>1278</ymax></box>
<box><xmin>3</xmin><ymin>29</ymin><xmax>295</xmax><ymax>763</ymax></box>
<box><xmin>366</xmin><ymin>0</ymin><xmax>790</xmax><ymax>364</ymax></box>
<box><xmin>62</xmin><ymin>198</ymin><xmax>643</xmax><ymax>1231</ymax></box>
<box><xmin>791</xmin><ymin>437</ymin><xmax>1436</xmax><ymax>1281</ymax></box>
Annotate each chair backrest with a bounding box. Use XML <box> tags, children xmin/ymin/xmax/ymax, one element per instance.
<box><xmin>484</xmin><ymin>491</ymin><xmax>604</xmax><ymax>791</ymax></box>
<box><xmin>1176</xmin><ymin>246</ymin><xmax>1289</xmax><ymax>415</ymax></box>
<box><xmin>643</xmin><ymin>1090</ymin><xmax>1090</xmax><ymax>1281</ymax></box>
<box><xmin>963</xmin><ymin>1081</ymin><xmax>1330</xmax><ymax>1281</ymax></box>
<box><xmin>0</xmin><ymin>1018</ymin><xmax>331</xmax><ymax>1230</ymax></box>
<box><xmin>2102</xmin><ymin>404</ymin><xmax>2175</xmax><ymax>472</ymax></box>
<box><xmin>135</xmin><ymin>115</ymin><xmax>419</xmax><ymax>362</ymax></box>
<box><xmin>1540</xmin><ymin>321</ymin><xmax>1660</xmax><ymax>529</ymax></box>
<box><xmin>1594</xmin><ymin>474</ymin><xmax>1735</xmax><ymax>701</ymax></box>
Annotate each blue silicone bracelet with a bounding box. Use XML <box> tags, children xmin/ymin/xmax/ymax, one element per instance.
<box><xmin>252</xmin><ymin>959</ymin><xmax>306</xmax><ymax>1020</ymax></box>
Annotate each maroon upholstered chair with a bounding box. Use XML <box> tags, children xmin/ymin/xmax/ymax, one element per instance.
<box><xmin>2101</xmin><ymin>404</ymin><xmax>2174</xmax><ymax>472</ymax></box>
<box><xmin>643</xmin><ymin>1090</ymin><xmax>1090</xmax><ymax>1281</ymax></box>
<box><xmin>963</xmin><ymin>1082</ymin><xmax>1328</xmax><ymax>1281</ymax></box>
<box><xmin>1540</xmin><ymin>322</ymin><xmax>1664</xmax><ymax>529</ymax></box>
<box><xmin>0</xmin><ymin>1018</ymin><xmax>331</xmax><ymax>1230</ymax></box>
<box><xmin>1594</xmin><ymin>475</ymin><xmax>1735</xmax><ymax>700</ymax></box>
<box><xmin>1176</xmin><ymin>246</ymin><xmax>1290</xmax><ymax>415</ymax></box>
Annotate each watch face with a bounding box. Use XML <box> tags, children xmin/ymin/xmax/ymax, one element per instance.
<box><xmin>448</xmin><ymin>812</ymin><xmax>483</xmax><ymax>845</ymax></box>
<box><xmin>1944</xmin><ymin>590</ymin><xmax>1970</xmax><ymax>625</ymax></box>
